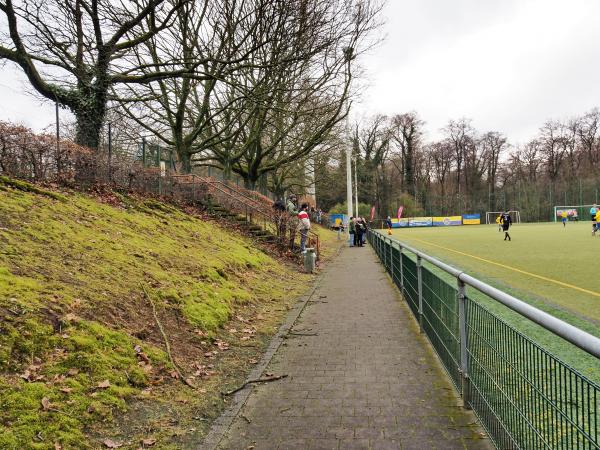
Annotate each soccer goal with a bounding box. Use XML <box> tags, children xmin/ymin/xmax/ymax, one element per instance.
<box><xmin>552</xmin><ymin>205</ymin><xmax>597</xmax><ymax>222</ymax></box>
<box><xmin>485</xmin><ymin>211</ymin><xmax>521</xmax><ymax>224</ymax></box>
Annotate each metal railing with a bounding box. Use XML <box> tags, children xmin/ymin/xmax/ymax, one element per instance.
<box><xmin>368</xmin><ymin>230</ymin><xmax>600</xmax><ymax>450</ymax></box>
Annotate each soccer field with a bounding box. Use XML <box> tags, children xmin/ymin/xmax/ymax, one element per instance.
<box><xmin>388</xmin><ymin>222</ymin><xmax>600</xmax><ymax>336</ymax></box>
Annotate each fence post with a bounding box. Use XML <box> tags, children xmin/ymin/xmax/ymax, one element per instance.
<box><xmin>399</xmin><ymin>246</ymin><xmax>404</xmax><ymax>293</ymax></box>
<box><xmin>417</xmin><ymin>254</ymin><xmax>423</xmax><ymax>333</ymax></box>
<box><xmin>142</xmin><ymin>137</ymin><xmax>146</xmax><ymax>167</ymax></box>
<box><xmin>457</xmin><ymin>278</ymin><xmax>471</xmax><ymax>409</ymax></box>
<box><xmin>389</xmin><ymin>241</ymin><xmax>394</xmax><ymax>276</ymax></box>
<box><xmin>107</xmin><ymin>122</ymin><xmax>112</xmax><ymax>182</ymax></box>
<box><xmin>381</xmin><ymin>238</ymin><xmax>387</xmax><ymax>269</ymax></box>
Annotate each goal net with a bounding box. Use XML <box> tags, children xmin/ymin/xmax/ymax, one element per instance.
<box><xmin>553</xmin><ymin>205</ymin><xmax>597</xmax><ymax>222</ymax></box>
<box><xmin>485</xmin><ymin>211</ymin><xmax>521</xmax><ymax>225</ymax></box>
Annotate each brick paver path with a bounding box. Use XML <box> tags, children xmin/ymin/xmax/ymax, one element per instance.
<box><xmin>216</xmin><ymin>246</ymin><xmax>491</xmax><ymax>449</ymax></box>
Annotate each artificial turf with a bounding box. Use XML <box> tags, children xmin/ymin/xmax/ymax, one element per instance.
<box><xmin>388</xmin><ymin>221</ymin><xmax>600</xmax><ymax>334</ymax></box>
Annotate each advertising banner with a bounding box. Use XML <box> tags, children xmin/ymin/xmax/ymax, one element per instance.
<box><xmin>397</xmin><ymin>206</ymin><xmax>404</xmax><ymax>220</ymax></box>
<box><xmin>463</xmin><ymin>214</ymin><xmax>481</xmax><ymax>225</ymax></box>
<box><xmin>432</xmin><ymin>216</ymin><xmax>462</xmax><ymax>226</ymax></box>
<box><xmin>556</xmin><ymin>209</ymin><xmax>578</xmax><ymax>219</ymax></box>
<box><xmin>409</xmin><ymin>217</ymin><xmax>433</xmax><ymax>227</ymax></box>
<box><xmin>390</xmin><ymin>218</ymin><xmax>409</xmax><ymax>228</ymax></box>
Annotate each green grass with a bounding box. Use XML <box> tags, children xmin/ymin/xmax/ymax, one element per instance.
<box><xmin>0</xmin><ymin>178</ymin><xmax>310</xmax><ymax>449</ymax></box>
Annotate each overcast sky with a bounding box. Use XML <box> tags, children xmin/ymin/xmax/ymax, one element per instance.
<box><xmin>1</xmin><ymin>0</ymin><xmax>600</xmax><ymax>145</ymax></box>
<box><xmin>355</xmin><ymin>0</ymin><xmax>600</xmax><ymax>144</ymax></box>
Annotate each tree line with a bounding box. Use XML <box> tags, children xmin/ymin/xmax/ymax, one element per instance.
<box><xmin>318</xmin><ymin>108</ymin><xmax>600</xmax><ymax>221</ymax></box>
<box><xmin>0</xmin><ymin>0</ymin><xmax>382</xmax><ymax>190</ymax></box>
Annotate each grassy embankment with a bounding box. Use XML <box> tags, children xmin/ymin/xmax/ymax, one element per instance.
<box><xmin>0</xmin><ymin>176</ymin><xmax>337</xmax><ymax>449</ymax></box>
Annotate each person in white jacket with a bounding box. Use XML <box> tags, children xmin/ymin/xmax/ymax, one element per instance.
<box><xmin>297</xmin><ymin>203</ymin><xmax>311</xmax><ymax>252</ymax></box>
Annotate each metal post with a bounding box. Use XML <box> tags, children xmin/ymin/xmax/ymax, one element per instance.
<box><xmin>142</xmin><ymin>137</ymin><xmax>146</xmax><ymax>167</ymax></box>
<box><xmin>55</xmin><ymin>101</ymin><xmax>60</xmax><ymax>173</ymax></box>
<box><xmin>399</xmin><ymin>246</ymin><xmax>404</xmax><ymax>293</ymax></box>
<box><xmin>107</xmin><ymin>122</ymin><xmax>112</xmax><ymax>182</ymax></box>
<box><xmin>417</xmin><ymin>254</ymin><xmax>423</xmax><ymax>333</ymax></box>
<box><xmin>383</xmin><ymin>238</ymin><xmax>387</xmax><ymax>268</ymax></box>
<box><xmin>354</xmin><ymin>157</ymin><xmax>358</xmax><ymax>218</ymax></box>
<box><xmin>457</xmin><ymin>278</ymin><xmax>471</xmax><ymax>409</ymax></box>
<box><xmin>389</xmin><ymin>241</ymin><xmax>394</xmax><ymax>276</ymax></box>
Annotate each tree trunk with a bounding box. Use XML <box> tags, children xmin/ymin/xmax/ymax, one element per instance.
<box><xmin>74</xmin><ymin>105</ymin><xmax>105</xmax><ymax>149</ymax></box>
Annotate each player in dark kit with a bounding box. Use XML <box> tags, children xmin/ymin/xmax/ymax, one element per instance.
<box><xmin>500</xmin><ymin>211</ymin><xmax>512</xmax><ymax>241</ymax></box>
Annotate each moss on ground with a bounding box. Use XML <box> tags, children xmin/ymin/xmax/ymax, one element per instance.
<box><xmin>0</xmin><ymin>179</ymin><xmax>312</xmax><ymax>449</ymax></box>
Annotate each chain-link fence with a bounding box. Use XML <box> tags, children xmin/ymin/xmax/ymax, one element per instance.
<box><xmin>369</xmin><ymin>230</ymin><xmax>600</xmax><ymax>449</ymax></box>
<box><xmin>0</xmin><ymin>122</ymin><xmax>319</xmax><ymax>255</ymax></box>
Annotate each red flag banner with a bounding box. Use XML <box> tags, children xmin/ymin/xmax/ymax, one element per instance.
<box><xmin>397</xmin><ymin>206</ymin><xmax>404</xmax><ymax>220</ymax></box>
<box><xmin>370</xmin><ymin>206</ymin><xmax>376</xmax><ymax>221</ymax></box>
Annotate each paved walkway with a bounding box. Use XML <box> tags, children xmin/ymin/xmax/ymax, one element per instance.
<box><xmin>214</xmin><ymin>246</ymin><xmax>491</xmax><ymax>449</ymax></box>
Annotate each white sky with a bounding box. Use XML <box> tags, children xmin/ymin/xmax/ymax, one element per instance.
<box><xmin>1</xmin><ymin>0</ymin><xmax>600</xmax><ymax>145</ymax></box>
<box><xmin>354</xmin><ymin>0</ymin><xmax>600</xmax><ymax>144</ymax></box>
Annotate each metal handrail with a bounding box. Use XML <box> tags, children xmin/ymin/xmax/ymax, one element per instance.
<box><xmin>372</xmin><ymin>229</ymin><xmax>600</xmax><ymax>359</ymax></box>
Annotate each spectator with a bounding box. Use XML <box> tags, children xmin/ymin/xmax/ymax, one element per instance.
<box><xmin>286</xmin><ymin>195</ymin><xmax>298</xmax><ymax>215</ymax></box>
<box><xmin>355</xmin><ymin>217</ymin><xmax>364</xmax><ymax>247</ymax></box>
<box><xmin>298</xmin><ymin>203</ymin><xmax>311</xmax><ymax>252</ymax></box>
<box><xmin>386</xmin><ymin>216</ymin><xmax>393</xmax><ymax>235</ymax></box>
<box><xmin>349</xmin><ymin>216</ymin><xmax>355</xmax><ymax>247</ymax></box>
<box><xmin>360</xmin><ymin>217</ymin><xmax>368</xmax><ymax>244</ymax></box>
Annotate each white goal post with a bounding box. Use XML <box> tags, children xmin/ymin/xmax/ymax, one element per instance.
<box><xmin>485</xmin><ymin>211</ymin><xmax>521</xmax><ymax>224</ymax></box>
<box><xmin>552</xmin><ymin>205</ymin><xmax>597</xmax><ymax>222</ymax></box>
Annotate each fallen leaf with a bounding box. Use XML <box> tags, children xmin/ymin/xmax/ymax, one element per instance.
<box><xmin>103</xmin><ymin>438</ymin><xmax>123</xmax><ymax>448</ymax></box>
<box><xmin>19</xmin><ymin>370</ymin><xmax>31</xmax><ymax>381</ymax></box>
<box><xmin>67</xmin><ymin>368</ymin><xmax>79</xmax><ymax>376</ymax></box>
<box><xmin>141</xmin><ymin>438</ymin><xmax>156</xmax><ymax>446</ymax></box>
<box><xmin>61</xmin><ymin>333</ymin><xmax>69</xmax><ymax>339</ymax></box>
<box><xmin>60</xmin><ymin>387</ymin><xmax>72</xmax><ymax>394</ymax></box>
<box><xmin>169</xmin><ymin>370</ymin><xmax>180</xmax><ymax>379</ymax></box>
<box><xmin>249</xmin><ymin>358</ymin><xmax>259</xmax><ymax>364</ymax></box>
<box><xmin>41</xmin><ymin>397</ymin><xmax>51</xmax><ymax>410</ymax></box>
<box><xmin>54</xmin><ymin>443</ymin><xmax>62</xmax><ymax>450</ymax></box>
<box><xmin>97</xmin><ymin>380</ymin><xmax>111</xmax><ymax>389</ymax></box>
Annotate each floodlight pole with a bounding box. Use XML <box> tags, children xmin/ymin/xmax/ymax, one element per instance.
<box><xmin>354</xmin><ymin>156</ymin><xmax>358</xmax><ymax>217</ymax></box>
<box><xmin>344</xmin><ymin>47</ymin><xmax>354</xmax><ymax>229</ymax></box>
<box><xmin>346</xmin><ymin>140</ymin><xmax>353</xmax><ymax>225</ymax></box>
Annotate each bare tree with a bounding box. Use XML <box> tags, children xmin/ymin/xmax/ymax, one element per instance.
<box><xmin>390</xmin><ymin>111</ymin><xmax>423</xmax><ymax>196</ymax></box>
<box><xmin>443</xmin><ymin>118</ymin><xmax>474</xmax><ymax>195</ymax></box>
<box><xmin>538</xmin><ymin>120</ymin><xmax>566</xmax><ymax>181</ymax></box>
<box><xmin>578</xmin><ymin>108</ymin><xmax>600</xmax><ymax>170</ymax></box>
<box><xmin>0</xmin><ymin>0</ymin><xmax>192</xmax><ymax>149</ymax></box>
<box><xmin>479</xmin><ymin>131</ymin><xmax>508</xmax><ymax>197</ymax></box>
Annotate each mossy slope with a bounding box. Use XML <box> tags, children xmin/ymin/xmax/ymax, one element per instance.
<box><xmin>0</xmin><ymin>179</ymin><xmax>305</xmax><ymax>449</ymax></box>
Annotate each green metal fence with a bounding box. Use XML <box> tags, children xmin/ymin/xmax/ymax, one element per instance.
<box><xmin>369</xmin><ymin>230</ymin><xmax>600</xmax><ymax>449</ymax></box>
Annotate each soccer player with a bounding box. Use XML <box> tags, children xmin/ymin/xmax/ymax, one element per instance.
<box><xmin>595</xmin><ymin>208</ymin><xmax>600</xmax><ymax>237</ymax></box>
<box><xmin>561</xmin><ymin>210</ymin><xmax>568</xmax><ymax>227</ymax></box>
<box><xmin>591</xmin><ymin>204</ymin><xmax>598</xmax><ymax>236</ymax></box>
<box><xmin>496</xmin><ymin>214</ymin><xmax>502</xmax><ymax>232</ymax></box>
<box><xmin>500</xmin><ymin>210</ymin><xmax>512</xmax><ymax>241</ymax></box>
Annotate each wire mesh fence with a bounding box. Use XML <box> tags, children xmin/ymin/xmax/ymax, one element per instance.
<box><xmin>368</xmin><ymin>230</ymin><xmax>600</xmax><ymax>450</ymax></box>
